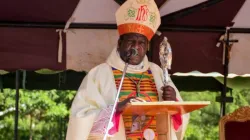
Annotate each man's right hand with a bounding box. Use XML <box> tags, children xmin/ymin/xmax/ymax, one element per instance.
<box><xmin>116</xmin><ymin>97</ymin><xmax>144</xmax><ymax>113</ymax></box>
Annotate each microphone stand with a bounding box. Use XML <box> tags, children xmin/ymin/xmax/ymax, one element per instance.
<box><xmin>103</xmin><ymin>58</ymin><xmax>130</xmax><ymax>140</ymax></box>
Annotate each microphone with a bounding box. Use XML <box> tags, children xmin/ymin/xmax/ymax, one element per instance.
<box><xmin>126</xmin><ymin>48</ymin><xmax>138</xmax><ymax>57</ymax></box>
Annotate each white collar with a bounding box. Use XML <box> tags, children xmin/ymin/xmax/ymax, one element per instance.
<box><xmin>106</xmin><ymin>47</ymin><xmax>150</xmax><ymax>73</ymax></box>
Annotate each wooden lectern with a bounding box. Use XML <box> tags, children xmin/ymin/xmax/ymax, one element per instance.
<box><xmin>122</xmin><ymin>101</ymin><xmax>210</xmax><ymax>140</ymax></box>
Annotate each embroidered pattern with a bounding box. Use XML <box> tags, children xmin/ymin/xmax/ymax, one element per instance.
<box><xmin>136</xmin><ymin>0</ymin><xmax>149</xmax><ymax>4</ymax></box>
<box><xmin>112</xmin><ymin>67</ymin><xmax>158</xmax><ymax>140</ymax></box>
<box><xmin>149</xmin><ymin>12</ymin><xmax>157</xmax><ymax>27</ymax></box>
<box><xmin>136</xmin><ymin>5</ymin><xmax>149</xmax><ymax>21</ymax></box>
<box><xmin>125</xmin><ymin>2</ymin><xmax>157</xmax><ymax>26</ymax></box>
<box><xmin>127</xmin><ymin>8</ymin><xmax>136</xmax><ymax>18</ymax></box>
<box><xmin>90</xmin><ymin>105</ymin><xmax>114</xmax><ymax>135</ymax></box>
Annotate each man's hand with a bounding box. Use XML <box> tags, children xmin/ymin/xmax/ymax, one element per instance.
<box><xmin>116</xmin><ymin>97</ymin><xmax>144</xmax><ymax>113</ymax></box>
<box><xmin>161</xmin><ymin>85</ymin><xmax>176</xmax><ymax>101</ymax></box>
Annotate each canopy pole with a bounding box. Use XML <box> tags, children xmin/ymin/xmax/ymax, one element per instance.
<box><xmin>220</xmin><ymin>31</ymin><xmax>229</xmax><ymax>116</ymax></box>
<box><xmin>14</xmin><ymin>70</ymin><xmax>20</xmax><ymax>140</ymax></box>
<box><xmin>219</xmin><ymin>28</ymin><xmax>235</xmax><ymax>117</ymax></box>
<box><xmin>0</xmin><ymin>75</ymin><xmax>3</xmax><ymax>92</ymax></box>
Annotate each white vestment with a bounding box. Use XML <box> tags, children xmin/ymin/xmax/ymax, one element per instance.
<box><xmin>66</xmin><ymin>48</ymin><xmax>189</xmax><ymax>140</ymax></box>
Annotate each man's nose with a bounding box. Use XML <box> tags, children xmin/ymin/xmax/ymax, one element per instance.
<box><xmin>133</xmin><ymin>41</ymin><xmax>140</xmax><ymax>49</ymax></box>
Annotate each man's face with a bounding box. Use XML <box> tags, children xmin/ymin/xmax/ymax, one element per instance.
<box><xmin>118</xmin><ymin>33</ymin><xmax>149</xmax><ymax>65</ymax></box>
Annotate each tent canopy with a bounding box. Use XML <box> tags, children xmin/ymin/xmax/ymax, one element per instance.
<box><xmin>0</xmin><ymin>0</ymin><xmax>250</xmax><ymax>76</ymax></box>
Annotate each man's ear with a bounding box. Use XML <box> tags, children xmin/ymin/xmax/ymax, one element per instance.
<box><xmin>117</xmin><ymin>39</ymin><xmax>122</xmax><ymax>50</ymax></box>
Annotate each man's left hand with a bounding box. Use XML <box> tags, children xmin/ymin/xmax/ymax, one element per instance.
<box><xmin>161</xmin><ymin>85</ymin><xmax>176</xmax><ymax>101</ymax></box>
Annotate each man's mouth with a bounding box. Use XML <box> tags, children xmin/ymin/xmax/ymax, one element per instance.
<box><xmin>130</xmin><ymin>56</ymin><xmax>141</xmax><ymax>62</ymax></box>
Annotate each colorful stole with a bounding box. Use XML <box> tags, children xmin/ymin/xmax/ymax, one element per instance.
<box><xmin>112</xmin><ymin>67</ymin><xmax>159</xmax><ymax>140</ymax></box>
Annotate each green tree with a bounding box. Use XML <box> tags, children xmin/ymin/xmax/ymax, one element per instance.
<box><xmin>182</xmin><ymin>89</ymin><xmax>250</xmax><ymax>140</ymax></box>
<box><xmin>0</xmin><ymin>89</ymin><xmax>76</xmax><ymax>140</ymax></box>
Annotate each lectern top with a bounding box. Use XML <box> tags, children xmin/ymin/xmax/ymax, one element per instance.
<box><xmin>122</xmin><ymin>101</ymin><xmax>211</xmax><ymax>116</ymax></box>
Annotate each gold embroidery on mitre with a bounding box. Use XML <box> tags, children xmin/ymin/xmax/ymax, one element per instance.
<box><xmin>127</xmin><ymin>24</ymin><xmax>133</xmax><ymax>32</ymax></box>
<box><xmin>136</xmin><ymin>0</ymin><xmax>149</xmax><ymax>4</ymax></box>
<box><xmin>117</xmin><ymin>23</ymin><xmax>154</xmax><ymax>40</ymax></box>
<box><xmin>137</xmin><ymin>25</ymin><xmax>145</xmax><ymax>34</ymax></box>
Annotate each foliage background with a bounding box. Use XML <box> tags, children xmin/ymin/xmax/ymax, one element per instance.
<box><xmin>0</xmin><ymin>89</ymin><xmax>75</xmax><ymax>140</ymax></box>
<box><xmin>0</xmin><ymin>89</ymin><xmax>249</xmax><ymax>140</ymax></box>
<box><xmin>182</xmin><ymin>89</ymin><xmax>250</xmax><ymax>140</ymax></box>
